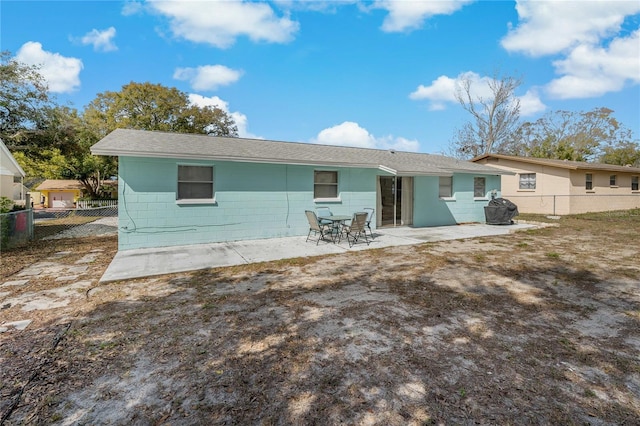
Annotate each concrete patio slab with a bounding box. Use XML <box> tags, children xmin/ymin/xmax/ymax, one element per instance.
<box><xmin>99</xmin><ymin>222</ymin><xmax>537</xmax><ymax>282</ymax></box>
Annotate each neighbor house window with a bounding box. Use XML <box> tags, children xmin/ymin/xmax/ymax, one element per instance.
<box><xmin>177</xmin><ymin>165</ymin><xmax>214</xmax><ymax>200</ymax></box>
<box><xmin>585</xmin><ymin>174</ymin><xmax>593</xmax><ymax>190</ymax></box>
<box><xmin>474</xmin><ymin>177</ymin><xmax>486</xmax><ymax>198</ymax></box>
<box><xmin>439</xmin><ymin>176</ymin><xmax>453</xmax><ymax>198</ymax></box>
<box><xmin>632</xmin><ymin>176</ymin><xmax>639</xmax><ymax>191</ymax></box>
<box><xmin>314</xmin><ymin>170</ymin><xmax>338</xmax><ymax>199</ymax></box>
<box><xmin>519</xmin><ymin>173</ymin><xmax>536</xmax><ymax>190</ymax></box>
<box><xmin>610</xmin><ymin>175</ymin><xmax>617</xmax><ymax>186</ymax></box>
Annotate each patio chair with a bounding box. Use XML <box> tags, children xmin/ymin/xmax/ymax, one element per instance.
<box><xmin>363</xmin><ymin>207</ymin><xmax>375</xmax><ymax>239</ymax></box>
<box><xmin>315</xmin><ymin>206</ymin><xmax>333</xmax><ymax>226</ymax></box>
<box><xmin>305</xmin><ymin>210</ymin><xmax>335</xmax><ymax>245</ymax></box>
<box><xmin>341</xmin><ymin>211</ymin><xmax>370</xmax><ymax>247</ymax></box>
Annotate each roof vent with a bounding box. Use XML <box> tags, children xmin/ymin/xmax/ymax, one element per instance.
<box><xmin>389</xmin><ymin>149</ymin><xmax>396</xmax><ymax>154</ymax></box>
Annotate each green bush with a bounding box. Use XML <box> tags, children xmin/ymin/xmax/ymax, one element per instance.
<box><xmin>0</xmin><ymin>197</ymin><xmax>14</xmax><ymax>214</ymax></box>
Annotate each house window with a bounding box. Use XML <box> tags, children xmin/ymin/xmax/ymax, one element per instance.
<box><xmin>519</xmin><ymin>173</ymin><xmax>536</xmax><ymax>190</ymax></box>
<box><xmin>474</xmin><ymin>177</ymin><xmax>486</xmax><ymax>198</ymax></box>
<box><xmin>177</xmin><ymin>165</ymin><xmax>214</xmax><ymax>200</ymax></box>
<box><xmin>585</xmin><ymin>174</ymin><xmax>593</xmax><ymax>190</ymax></box>
<box><xmin>610</xmin><ymin>175</ymin><xmax>617</xmax><ymax>187</ymax></box>
<box><xmin>439</xmin><ymin>176</ymin><xmax>453</xmax><ymax>198</ymax></box>
<box><xmin>314</xmin><ymin>170</ymin><xmax>338</xmax><ymax>199</ymax></box>
<box><xmin>632</xmin><ymin>176</ymin><xmax>639</xmax><ymax>191</ymax></box>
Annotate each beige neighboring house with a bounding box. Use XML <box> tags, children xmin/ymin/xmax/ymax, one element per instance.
<box><xmin>0</xmin><ymin>138</ymin><xmax>26</xmax><ymax>202</ymax></box>
<box><xmin>472</xmin><ymin>154</ymin><xmax>640</xmax><ymax>215</ymax></box>
<box><xmin>35</xmin><ymin>179</ymin><xmax>84</xmax><ymax>208</ymax></box>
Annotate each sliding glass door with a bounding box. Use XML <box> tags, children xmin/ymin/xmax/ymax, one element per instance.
<box><xmin>377</xmin><ymin>176</ymin><xmax>413</xmax><ymax>227</ymax></box>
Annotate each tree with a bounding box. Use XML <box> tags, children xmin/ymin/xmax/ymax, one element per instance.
<box><xmin>83</xmin><ymin>82</ymin><xmax>238</xmax><ymax>137</ymax></box>
<box><xmin>450</xmin><ymin>72</ymin><xmax>522</xmax><ymax>158</ymax></box>
<box><xmin>12</xmin><ymin>105</ymin><xmax>118</xmax><ymax>198</ymax></box>
<box><xmin>599</xmin><ymin>140</ymin><xmax>640</xmax><ymax>167</ymax></box>
<box><xmin>0</xmin><ymin>51</ymin><xmax>54</xmax><ymax>147</ymax></box>
<box><xmin>517</xmin><ymin>107</ymin><xmax>636</xmax><ymax>162</ymax></box>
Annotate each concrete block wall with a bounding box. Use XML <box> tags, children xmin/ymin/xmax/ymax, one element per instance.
<box><xmin>117</xmin><ymin>157</ymin><xmax>379</xmax><ymax>250</ymax></box>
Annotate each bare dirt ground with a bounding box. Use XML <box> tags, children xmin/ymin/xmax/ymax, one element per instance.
<box><xmin>1</xmin><ymin>212</ymin><xmax>639</xmax><ymax>425</ymax></box>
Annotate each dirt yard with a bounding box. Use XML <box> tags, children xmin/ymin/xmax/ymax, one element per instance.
<box><xmin>1</xmin><ymin>212</ymin><xmax>639</xmax><ymax>425</ymax></box>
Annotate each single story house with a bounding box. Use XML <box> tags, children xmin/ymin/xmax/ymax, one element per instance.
<box><xmin>35</xmin><ymin>180</ymin><xmax>85</xmax><ymax>208</ymax></box>
<box><xmin>0</xmin><ymin>138</ymin><xmax>26</xmax><ymax>202</ymax></box>
<box><xmin>472</xmin><ymin>153</ymin><xmax>640</xmax><ymax>215</ymax></box>
<box><xmin>91</xmin><ymin>129</ymin><xmax>511</xmax><ymax>251</ymax></box>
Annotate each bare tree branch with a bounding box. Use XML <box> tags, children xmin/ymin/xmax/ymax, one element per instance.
<box><xmin>450</xmin><ymin>72</ymin><xmax>522</xmax><ymax>158</ymax></box>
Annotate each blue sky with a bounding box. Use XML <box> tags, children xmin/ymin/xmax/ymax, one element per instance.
<box><xmin>3</xmin><ymin>0</ymin><xmax>639</xmax><ymax>154</ymax></box>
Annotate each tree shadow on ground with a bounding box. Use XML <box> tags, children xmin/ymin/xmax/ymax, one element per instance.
<box><xmin>2</xmin><ymin>253</ymin><xmax>639</xmax><ymax>425</ymax></box>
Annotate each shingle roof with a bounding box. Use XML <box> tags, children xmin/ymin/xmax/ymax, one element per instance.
<box><xmin>472</xmin><ymin>153</ymin><xmax>640</xmax><ymax>173</ymax></box>
<box><xmin>91</xmin><ymin>129</ymin><xmax>510</xmax><ymax>176</ymax></box>
<box><xmin>35</xmin><ymin>180</ymin><xmax>85</xmax><ymax>191</ymax></box>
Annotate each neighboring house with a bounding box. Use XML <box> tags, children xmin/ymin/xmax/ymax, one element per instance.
<box><xmin>472</xmin><ymin>153</ymin><xmax>640</xmax><ymax>215</ymax></box>
<box><xmin>91</xmin><ymin>129</ymin><xmax>511</xmax><ymax>251</ymax></box>
<box><xmin>35</xmin><ymin>180</ymin><xmax>84</xmax><ymax>208</ymax></box>
<box><xmin>0</xmin><ymin>138</ymin><xmax>26</xmax><ymax>202</ymax></box>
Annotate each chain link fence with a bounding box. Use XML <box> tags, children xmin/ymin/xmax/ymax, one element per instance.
<box><xmin>33</xmin><ymin>206</ymin><xmax>118</xmax><ymax>241</ymax></box>
<box><xmin>504</xmin><ymin>194</ymin><xmax>640</xmax><ymax>216</ymax></box>
<box><xmin>0</xmin><ymin>210</ymin><xmax>34</xmax><ymax>250</ymax></box>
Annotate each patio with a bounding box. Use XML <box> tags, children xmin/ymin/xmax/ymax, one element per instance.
<box><xmin>99</xmin><ymin>222</ymin><xmax>538</xmax><ymax>282</ymax></box>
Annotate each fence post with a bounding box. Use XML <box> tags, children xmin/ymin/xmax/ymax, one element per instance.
<box><xmin>553</xmin><ymin>195</ymin><xmax>556</xmax><ymax>216</ymax></box>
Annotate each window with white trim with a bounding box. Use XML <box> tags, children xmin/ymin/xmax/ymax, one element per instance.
<box><xmin>474</xmin><ymin>177</ymin><xmax>486</xmax><ymax>198</ymax></box>
<box><xmin>439</xmin><ymin>176</ymin><xmax>452</xmax><ymax>198</ymax></box>
<box><xmin>585</xmin><ymin>174</ymin><xmax>593</xmax><ymax>190</ymax></box>
<box><xmin>314</xmin><ymin>170</ymin><xmax>338</xmax><ymax>199</ymax></box>
<box><xmin>177</xmin><ymin>165</ymin><xmax>214</xmax><ymax>200</ymax></box>
<box><xmin>632</xmin><ymin>176</ymin><xmax>639</xmax><ymax>191</ymax></box>
<box><xmin>519</xmin><ymin>173</ymin><xmax>536</xmax><ymax>190</ymax></box>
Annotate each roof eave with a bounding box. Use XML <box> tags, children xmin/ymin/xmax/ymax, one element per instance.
<box><xmin>92</xmin><ymin>147</ymin><xmax>383</xmax><ymax>170</ymax></box>
<box><xmin>0</xmin><ymin>139</ymin><xmax>26</xmax><ymax>177</ymax></box>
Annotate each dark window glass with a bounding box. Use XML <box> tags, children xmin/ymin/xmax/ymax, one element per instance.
<box><xmin>177</xmin><ymin>165</ymin><xmax>214</xmax><ymax>199</ymax></box>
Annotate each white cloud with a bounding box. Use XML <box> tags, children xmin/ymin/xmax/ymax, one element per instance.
<box><xmin>501</xmin><ymin>0</ymin><xmax>640</xmax><ymax>56</ymax></box>
<box><xmin>15</xmin><ymin>42</ymin><xmax>83</xmax><ymax>93</ymax></box>
<box><xmin>80</xmin><ymin>27</ymin><xmax>118</xmax><ymax>52</ymax></box>
<box><xmin>147</xmin><ymin>0</ymin><xmax>299</xmax><ymax>48</ymax></box>
<box><xmin>409</xmin><ymin>72</ymin><xmax>496</xmax><ymax>110</ymax></box>
<box><xmin>518</xmin><ymin>89</ymin><xmax>546</xmax><ymax>116</ymax></box>
<box><xmin>409</xmin><ymin>75</ymin><xmax>458</xmax><ymax>110</ymax></box>
<box><xmin>188</xmin><ymin>93</ymin><xmax>260</xmax><ymax>139</ymax></box>
<box><xmin>122</xmin><ymin>1</ymin><xmax>143</xmax><ymax>16</ymax></box>
<box><xmin>373</xmin><ymin>0</ymin><xmax>474</xmax><ymax>32</ymax></box>
<box><xmin>312</xmin><ymin>121</ymin><xmax>420</xmax><ymax>152</ymax></box>
<box><xmin>174</xmin><ymin>65</ymin><xmax>243</xmax><ymax>91</ymax></box>
<box><xmin>546</xmin><ymin>29</ymin><xmax>640</xmax><ymax>99</ymax></box>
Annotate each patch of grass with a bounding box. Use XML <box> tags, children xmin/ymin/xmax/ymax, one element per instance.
<box><xmin>546</xmin><ymin>252</ymin><xmax>561</xmax><ymax>259</ymax></box>
<box><xmin>473</xmin><ymin>253</ymin><xmax>487</xmax><ymax>262</ymax></box>
<box><xmin>623</xmin><ymin>310</ymin><xmax>640</xmax><ymax>320</ymax></box>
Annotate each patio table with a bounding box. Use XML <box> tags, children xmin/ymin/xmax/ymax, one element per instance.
<box><xmin>318</xmin><ymin>215</ymin><xmax>352</xmax><ymax>242</ymax></box>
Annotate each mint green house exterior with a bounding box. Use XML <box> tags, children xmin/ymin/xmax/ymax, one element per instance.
<box><xmin>91</xmin><ymin>129</ymin><xmax>507</xmax><ymax>251</ymax></box>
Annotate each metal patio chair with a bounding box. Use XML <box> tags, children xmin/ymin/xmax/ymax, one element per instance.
<box><xmin>341</xmin><ymin>211</ymin><xmax>370</xmax><ymax>248</ymax></box>
<box><xmin>363</xmin><ymin>207</ymin><xmax>375</xmax><ymax>239</ymax></box>
<box><xmin>315</xmin><ymin>206</ymin><xmax>333</xmax><ymax>225</ymax></box>
<box><xmin>305</xmin><ymin>210</ymin><xmax>335</xmax><ymax>245</ymax></box>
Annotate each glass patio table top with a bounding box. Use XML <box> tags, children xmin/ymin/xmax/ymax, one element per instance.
<box><xmin>318</xmin><ymin>215</ymin><xmax>352</xmax><ymax>223</ymax></box>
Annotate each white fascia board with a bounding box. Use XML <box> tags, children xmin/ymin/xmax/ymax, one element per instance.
<box><xmin>378</xmin><ymin>165</ymin><xmax>397</xmax><ymax>175</ymax></box>
<box><xmin>0</xmin><ymin>139</ymin><xmax>26</xmax><ymax>177</ymax></box>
